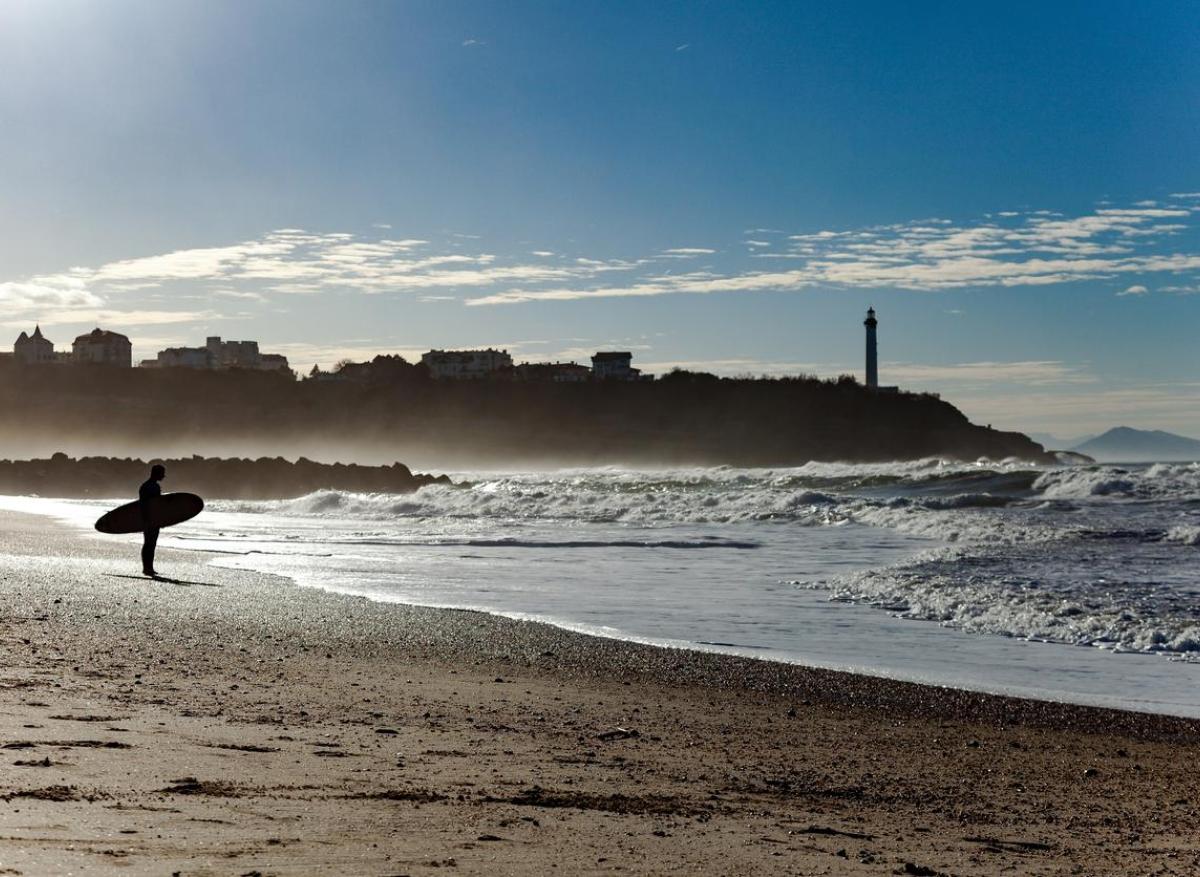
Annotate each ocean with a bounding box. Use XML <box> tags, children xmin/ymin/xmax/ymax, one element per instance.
<box><xmin>6</xmin><ymin>458</ymin><xmax>1200</xmax><ymax>716</ymax></box>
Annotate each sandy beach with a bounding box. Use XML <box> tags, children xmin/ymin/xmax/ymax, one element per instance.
<box><xmin>1</xmin><ymin>509</ymin><xmax>1198</xmax><ymax>876</ymax></box>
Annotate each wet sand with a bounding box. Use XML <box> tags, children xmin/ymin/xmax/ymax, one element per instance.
<box><xmin>1</xmin><ymin>510</ymin><xmax>1198</xmax><ymax>876</ymax></box>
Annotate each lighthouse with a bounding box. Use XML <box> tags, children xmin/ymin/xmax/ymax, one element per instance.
<box><xmin>863</xmin><ymin>307</ymin><xmax>878</xmax><ymax>389</ymax></box>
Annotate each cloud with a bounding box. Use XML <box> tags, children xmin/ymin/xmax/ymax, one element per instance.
<box><xmin>8</xmin><ymin>196</ymin><xmax>1200</xmax><ymax>324</ymax></box>
<box><xmin>461</xmin><ymin>38</ymin><xmax>485</xmax><ymax>47</ymax></box>
<box><xmin>0</xmin><ymin>277</ymin><xmax>103</xmax><ymax>314</ymax></box>
<box><xmin>638</xmin><ymin>357</ymin><xmax>833</xmax><ymax>377</ymax></box>
<box><xmin>469</xmin><ymin>200</ymin><xmax>1200</xmax><ymax>304</ymax></box>
<box><xmin>0</xmin><ymin>309</ymin><xmax>219</xmax><ymax>330</ymax></box>
<box><xmin>1116</xmin><ymin>284</ymin><xmax>1149</xmax><ymax>297</ymax></box>
<box><xmin>884</xmin><ymin>360</ymin><xmax>1095</xmax><ymax>387</ymax></box>
<box><xmin>211</xmin><ymin>289</ymin><xmax>267</xmax><ymax>303</ymax></box>
<box><xmin>675</xmin><ymin>43</ymin><xmax>690</xmax><ymax>52</ymax></box>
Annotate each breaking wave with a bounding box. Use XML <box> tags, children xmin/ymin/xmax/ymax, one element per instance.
<box><xmin>211</xmin><ymin>458</ymin><xmax>1200</xmax><ymax>661</ymax></box>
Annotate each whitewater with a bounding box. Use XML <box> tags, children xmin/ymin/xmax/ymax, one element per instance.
<box><xmin>5</xmin><ymin>458</ymin><xmax>1200</xmax><ymax>716</ymax></box>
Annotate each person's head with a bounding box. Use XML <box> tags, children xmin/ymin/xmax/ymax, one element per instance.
<box><xmin>150</xmin><ymin>464</ymin><xmax>166</xmax><ymax>482</ymax></box>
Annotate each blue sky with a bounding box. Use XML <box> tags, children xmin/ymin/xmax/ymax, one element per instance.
<box><xmin>1</xmin><ymin>0</ymin><xmax>1198</xmax><ymax>438</ymax></box>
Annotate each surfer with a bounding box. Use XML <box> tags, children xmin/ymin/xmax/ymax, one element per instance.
<box><xmin>139</xmin><ymin>464</ymin><xmax>166</xmax><ymax>577</ymax></box>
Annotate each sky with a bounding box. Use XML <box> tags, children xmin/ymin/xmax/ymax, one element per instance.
<box><xmin>1</xmin><ymin>0</ymin><xmax>1198</xmax><ymax>439</ymax></box>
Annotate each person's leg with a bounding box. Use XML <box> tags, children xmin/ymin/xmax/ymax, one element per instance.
<box><xmin>142</xmin><ymin>528</ymin><xmax>160</xmax><ymax>575</ymax></box>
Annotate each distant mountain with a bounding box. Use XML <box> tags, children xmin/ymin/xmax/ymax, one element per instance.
<box><xmin>1029</xmin><ymin>431</ymin><xmax>1095</xmax><ymax>450</ymax></box>
<box><xmin>1071</xmin><ymin>426</ymin><xmax>1200</xmax><ymax>462</ymax></box>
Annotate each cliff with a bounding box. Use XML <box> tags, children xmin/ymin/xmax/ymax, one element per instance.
<box><xmin>0</xmin><ymin>363</ymin><xmax>1049</xmax><ymax>467</ymax></box>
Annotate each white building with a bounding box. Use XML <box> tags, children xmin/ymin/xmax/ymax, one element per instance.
<box><xmin>143</xmin><ymin>336</ymin><xmax>289</xmax><ymax>373</ymax></box>
<box><xmin>421</xmin><ymin>348</ymin><xmax>513</xmax><ymax>380</ymax></box>
<box><xmin>13</xmin><ymin>326</ymin><xmax>56</xmax><ymax>364</ymax></box>
<box><xmin>73</xmin><ymin>328</ymin><xmax>132</xmax><ymax>367</ymax></box>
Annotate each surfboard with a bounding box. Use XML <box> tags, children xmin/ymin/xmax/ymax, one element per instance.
<box><xmin>94</xmin><ymin>493</ymin><xmax>205</xmax><ymax>535</ymax></box>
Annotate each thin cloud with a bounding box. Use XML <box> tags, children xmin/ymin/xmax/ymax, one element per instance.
<box><xmin>1116</xmin><ymin>284</ymin><xmax>1149</xmax><ymax>297</ymax></box>
<box><xmin>885</xmin><ymin>360</ymin><xmax>1096</xmax><ymax>386</ymax></box>
<box><xmin>470</xmin><ymin>200</ymin><xmax>1200</xmax><ymax>304</ymax></box>
<box><xmin>9</xmin><ymin>196</ymin><xmax>1200</xmax><ymax>322</ymax></box>
<box><xmin>0</xmin><ymin>278</ymin><xmax>102</xmax><ymax>314</ymax></box>
<box><xmin>0</xmin><ymin>309</ymin><xmax>220</xmax><ymax>329</ymax></box>
<box><xmin>212</xmin><ymin>289</ymin><xmax>267</xmax><ymax>303</ymax></box>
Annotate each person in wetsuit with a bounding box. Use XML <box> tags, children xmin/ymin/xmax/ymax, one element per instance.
<box><xmin>139</xmin><ymin>464</ymin><xmax>166</xmax><ymax>576</ymax></box>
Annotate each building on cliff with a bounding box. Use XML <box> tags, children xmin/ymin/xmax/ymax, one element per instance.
<box><xmin>421</xmin><ymin>348</ymin><xmax>513</xmax><ymax>380</ymax></box>
<box><xmin>141</xmin><ymin>336</ymin><xmax>290</xmax><ymax>373</ymax></box>
<box><xmin>73</xmin><ymin>328</ymin><xmax>132</xmax><ymax>367</ymax></box>
<box><xmin>13</xmin><ymin>326</ymin><xmax>56</xmax><ymax>364</ymax></box>
<box><xmin>591</xmin><ymin>351</ymin><xmax>647</xmax><ymax>381</ymax></box>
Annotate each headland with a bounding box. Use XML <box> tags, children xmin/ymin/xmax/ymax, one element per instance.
<box><xmin>0</xmin><ymin>363</ymin><xmax>1048</xmax><ymax>467</ymax></box>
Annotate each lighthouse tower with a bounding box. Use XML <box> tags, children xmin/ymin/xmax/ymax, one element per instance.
<box><xmin>863</xmin><ymin>307</ymin><xmax>878</xmax><ymax>389</ymax></box>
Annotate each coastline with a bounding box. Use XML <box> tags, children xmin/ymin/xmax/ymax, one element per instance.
<box><xmin>2</xmin><ymin>510</ymin><xmax>1198</xmax><ymax>875</ymax></box>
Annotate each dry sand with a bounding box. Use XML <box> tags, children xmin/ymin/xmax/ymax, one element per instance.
<box><xmin>0</xmin><ymin>509</ymin><xmax>1198</xmax><ymax>876</ymax></box>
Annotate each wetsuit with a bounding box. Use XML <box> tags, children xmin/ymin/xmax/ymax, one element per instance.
<box><xmin>139</xmin><ymin>477</ymin><xmax>161</xmax><ymax>575</ymax></box>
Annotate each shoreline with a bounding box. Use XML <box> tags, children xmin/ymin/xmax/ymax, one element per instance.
<box><xmin>2</xmin><ymin>509</ymin><xmax>1199</xmax><ymax>874</ymax></box>
<box><xmin>10</xmin><ymin>490</ymin><xmax>1200</xmax><ymax>725</ymax></box>
<box><xmin>213</xmin><ymin>551</ymin><xmax>1200</xmax><ymax>738</ymax></box>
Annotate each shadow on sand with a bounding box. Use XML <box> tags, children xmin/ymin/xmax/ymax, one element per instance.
<box><xmin>105</xmin><ymin>573</ymin><xmax>221</xmax><ymax>588</ymax></box>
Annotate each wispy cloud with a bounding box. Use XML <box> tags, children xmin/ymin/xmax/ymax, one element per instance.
<box><xmin>1116</xmin><ymin>284</ymin><xmax>1149</xmax><ymax>297</ymax></box>
<box><xmin>0</xmin><ymin>278</ymin><xmax>102</xmax><ymax>313</ymax></box>
<box><xmin>885</xmin><ymin>360</ymin><xmax>1096</xmax><ymax>387</ymax></box>
<box><xmin>7</xmin><ymin>198</ymin><xmax>1200</xmax><ymax>323</ymax></box>
<box><xmin>470</xmin><ymin>200</ymin><xmax>1200</xmax><ymax>304</ymax></box>
<box><xmin>0</xmin><ymin>309</ymin><xmax>220</xmax><ymax>330</ymax></box>
<box><xmin>211</xmin><ymin>289</ymin><xmax>267</xmax><ymax>303</ymax></box>
<box><xmin>461</xmin><ymin>38</ymin><xmax>485</xmax><ymax>48</ymax></box>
